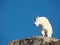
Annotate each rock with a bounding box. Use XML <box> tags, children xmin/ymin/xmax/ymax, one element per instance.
<box><xmin>8</xmin><ymin>36</ymin><xmax>60</xmax><ymax>45</ymax></box>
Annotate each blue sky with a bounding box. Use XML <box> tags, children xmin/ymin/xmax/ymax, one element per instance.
<box><xmin>0</xmin><ymin>0</ymin><xmax>60</xmax><ymax>45</ymax></box>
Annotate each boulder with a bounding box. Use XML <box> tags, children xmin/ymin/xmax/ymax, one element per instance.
<box><xmin>8</xmin><ymin>36</ymin><xmax>60</xmax><ymax>45</ymax></box>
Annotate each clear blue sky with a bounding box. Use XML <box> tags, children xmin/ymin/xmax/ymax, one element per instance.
<box><xmin>0</xmin><ymin>0</ymin><xmax>60</xmax><ymax>45</ymax></box>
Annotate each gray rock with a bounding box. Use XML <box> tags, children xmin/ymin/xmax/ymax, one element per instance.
<box><xmin>8</xmin><ymin>36</ymin><xmax>60</xmax><ymax>45</ymax></box>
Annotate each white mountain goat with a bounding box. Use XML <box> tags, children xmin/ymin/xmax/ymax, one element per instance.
<box><xmin>34</xmin><ymin>16</ymin><xmax>53</xmax><ymax>37</ymax></box>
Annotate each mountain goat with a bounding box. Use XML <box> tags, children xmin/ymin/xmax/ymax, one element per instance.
<box><xmin>34</xmin><ymin>16</ymin><xmax>53</xmax><ymax>37</ymax></box>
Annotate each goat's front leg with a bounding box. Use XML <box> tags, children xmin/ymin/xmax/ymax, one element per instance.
<box><xmin>41</xmin><ymin>31</ymin><xmax>45</xmax><ymax>37</ymax></box>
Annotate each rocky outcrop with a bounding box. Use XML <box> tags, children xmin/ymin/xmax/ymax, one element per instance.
<box><xmin>8</xmin><ymin>36</ymin><xmax>60</xmax><ymax>45</ymax></box>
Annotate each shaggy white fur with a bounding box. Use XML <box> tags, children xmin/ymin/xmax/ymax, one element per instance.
<box><xmin>34</xmin><ymin>16</ymin><xmax>53</xmax><ymax>37</ymax></box>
